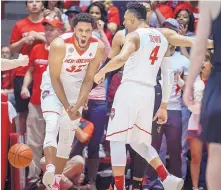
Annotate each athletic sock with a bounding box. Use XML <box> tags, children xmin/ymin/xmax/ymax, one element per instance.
<box><xmin>114</xmin><ymin>176</ymin><xmax>125</xmax><ymax>190</ymax></box>
<box><xmin>156</xmin><ymin>165</ymin><xmax>168</xmax><ymax>181</ymax></box>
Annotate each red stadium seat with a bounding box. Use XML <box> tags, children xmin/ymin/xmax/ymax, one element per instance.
<box><xmin>1</xmin><ymin>98</ymin><xmax>9</xmax><ymax>189</ymax></box>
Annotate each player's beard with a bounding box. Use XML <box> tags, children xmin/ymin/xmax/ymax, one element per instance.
<box><xmin>74</xmin><ymin>34</ymin><xmax>89</xmax><ymax>49</ymax></box>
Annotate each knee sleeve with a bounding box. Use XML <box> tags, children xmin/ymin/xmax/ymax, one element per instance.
<box><xmin>43</xmin><ymin>113</ymin><xmax>60</xmax><ymax>149</ymax></box>
<box><xmin>56</xmin><ymin>115</ymin><xmax>80</xmax><ymax>159</ymax></box>
<box><xmin>110</xmin><ymin>141</ymin><xmax>126</xmax><ymax>166</ymax></box>
<box><xmin>130</xmin><ymin>142</ymin><xmax>159</xmax><ymax>163</ymax></box>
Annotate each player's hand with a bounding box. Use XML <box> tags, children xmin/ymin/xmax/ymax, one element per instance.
<box><xmin>153</xmin><ymin>107</ymin><xmax>168</xmax><ymax>125</ymax></box>
<box><xmin>67</xmin><ymin>104</ymin><xmax>81</xmax><ymax>120</ymax></box>
<box><xmin>183</xmin><ymin>85</ymin><xmax>194</xmax><ymax>107</ymax></box>
<box><xmin>17</xmin><ymin>54</ymin><xmax>29</xmax><ymax>67</ymax></box>
<box><xmin>94</xmin><ymin>71</ymin><xmax>105</xmax><ymax>84</ymax></box>
<box><xmin>21</xmin><ymin>87</ymin><xmax>30</xmax><ymax>99</ymax></box>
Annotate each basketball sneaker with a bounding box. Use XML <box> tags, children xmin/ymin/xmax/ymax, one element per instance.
<box><xmin>162</xmin><ymin>174</ymin><xmax>184</xmax><ymax>190</ymax></box>
<box><xmin>43</xmin><ymin>171</ymin><xmax>56</xmax><ymax>189</ymax></box>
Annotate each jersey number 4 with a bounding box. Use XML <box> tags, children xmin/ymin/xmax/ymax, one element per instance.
<box><xmin>149</xmin><ymin>46</ymin><xmax>160</xmax><ymax>65</ymax></box>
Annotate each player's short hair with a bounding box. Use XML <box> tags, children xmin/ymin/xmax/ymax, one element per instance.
<box><xmin>72</xmin><ymin>13</ymin><xmax>96</xmax><ymax>28</ymax></box>
<box><xmin>126</xmin><ymin>2</ymin><xmax>147</xmax><ymax>21</ymax></box>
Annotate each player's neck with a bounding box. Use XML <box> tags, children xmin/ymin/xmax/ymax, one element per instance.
<box><xmin>138</xmin><ymin>20</ymin><xmax>149</xmax><ymax>29</ymax></box>
<box><xmin>28</xmin><ymin>13</ymin><xmax>43</xmax><ymax>23</ymax></box>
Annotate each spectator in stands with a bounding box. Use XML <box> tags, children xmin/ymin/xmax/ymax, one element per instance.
<box><xmin>103</xmin><ymin>0</ymin><xmax>120</xmax><ymax>35</ymax></box>
<box><xmin>187</xmin><ymin>51</ymin><xmax>212</xmax><ymax>190</ymax></box>
<box><xmin>10</xmin><ymin>0</ymin><xmax>46</xmax><ymax>133</ymax></box>
<box><xmin>20</xmin><ymin>19</ymin><xmax>62</xmax><ymax>187</ymax></box>
<box><xmin>174</xmin><ymin>1</ymin><xmax>199</xmax><ymax>30</ymax></box>
<box><xmin>176</xmin><ymin>8</ymin><xmax>195</xmax><ymax>58</ymax></box>
<box><xmin>43</xmin><ymin>0</ymin><xmax>63</xmax><ymax>20</ymax></box>
<box><xmin>86</xmin><ymin>1</ymin><xmax>112</xmax><ymax>43</ymax></box>
<box><xmin>1</xmin><ymin>46</ymin><xmax>15</xmax><ymax>106</ymax></box>
<box><xmin>175</xmin><ymin>7</ymin><xmax>195</xmax><ymax>179</ymax></box>
<box><xmin>64</xmin><ymin>6</ymin><xmax>82</xmax><ymax>32</ymax></box>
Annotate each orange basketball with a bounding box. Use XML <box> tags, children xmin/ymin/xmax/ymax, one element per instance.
<box><xmin>8</xmin><ymin>143</ymin><xmax>33</xmax><ymax>168</ymax></box>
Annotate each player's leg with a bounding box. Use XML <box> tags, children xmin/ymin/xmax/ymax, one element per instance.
<box><xmin>42</xmin><ymin>112</ymin><xmax>61</xmax><ymax>188</ymax></box>
<box><xmin>206</xmin><ymin>143</ymin><xmax>221</xmax><ymax>190</ymax></box>
<box><xmin>41</xmin><ymin>89</ymin><xmax>63</xmax><ymax>189</ymax></box>
<box><xmin>144</xmin><ymin>84</ymin><xmax>164</xmax><ymax>189</ymax></box>
<box><xmin>54</xmin><ymin>113</ymin><xmax>81</xmax><ymax>185</ymax></box>
<box><xmin>164</xmin><ymin>110</ymin><xmax>182</xmax><ymax>177</ymax></box>
<box><xmin>106</xmin><ymin>82</ymin><xmax>139</xmax><ymax>190</ymax></box>
<box><xmin>131</xmin><ymin>91</ymin><xmax>183</xmax><ymax>190</ymax></box>
<box><xmin>110</xmin><ymin>141</ymin><xmax>127</xmax><ymax>190</ymax></box>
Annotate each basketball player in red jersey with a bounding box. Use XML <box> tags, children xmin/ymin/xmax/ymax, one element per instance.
<box><xmin>40</xmin><ymin>13</ymin><xmax>106</xmax><ymax>189</ymax></box>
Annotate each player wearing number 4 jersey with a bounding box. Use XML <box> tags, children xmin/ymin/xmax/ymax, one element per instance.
<box><xmin>40</xmin><ymin>13</ymin><xmax>106</xmax><ymax>190</ymax></box>
<box><xmin>93</xmin><ymin>2</ymin><xmax>212</xmax><ymax>190</ymax></box>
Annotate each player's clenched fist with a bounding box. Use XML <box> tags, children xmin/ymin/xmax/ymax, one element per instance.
<box><xmin>94</xmin><ymin>71</ymin><xmax>105</xmax><ymax>84</ymax></box>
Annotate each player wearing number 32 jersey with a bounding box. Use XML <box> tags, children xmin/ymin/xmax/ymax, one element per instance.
<box><xmin>40</xmin><ymin>13</ymin><xmax>105</xmax><ymax>190</ymax></box>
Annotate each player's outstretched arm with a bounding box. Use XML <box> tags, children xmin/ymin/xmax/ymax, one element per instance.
<box><xmin>95</xmin><ymin>32</ymin><xmax>138</xmax><ymax>83</ymax></box>
<box><xmin>48</xmin><ymin>37</ymin><xmax>70</xmax><ymax>110</ymax></box>
<box><xmin>74</xmin><ymin>40</ymin><xmax>106</xmax><ymax>111</ymax></box>
<box><xmin>1</xmin><ymin>54</ymin><xmax>29</xmax><ymax>71</ymax></box>
<box><xmin>158</xmin><ymin>28</ymin><xmax>213</xmax><ymax>48</ymax></box>
<box><xmin>153</xmin><ymin>49</ymin><xmax>173</xmax><ymax>125</ymax></box>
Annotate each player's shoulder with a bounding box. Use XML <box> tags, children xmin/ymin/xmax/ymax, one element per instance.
<box><xmin>50</xmin><ymin>37</ymin><xmax>65</xmax><ymax>49</ymax></box>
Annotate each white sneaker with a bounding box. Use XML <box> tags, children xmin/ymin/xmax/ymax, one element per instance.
<box><xmin>162</xmin><ymin>174</ymin><xmax>184</xmax><ymax>190</ymax></box>
<box><xmin>43</xmin><ymin>171</ymin><xmax>56</xmax><ymax>189</ymax></box>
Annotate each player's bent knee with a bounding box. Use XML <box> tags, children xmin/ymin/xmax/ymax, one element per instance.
<box><xmin>43</xmin><ymin>113</ymin><xmax>60</xmax><ymax>149</ymax></box>
<box><xmin>110</xmin><ymin>141</ymin><xmax>126</xmax><ymax>166</ymax></box>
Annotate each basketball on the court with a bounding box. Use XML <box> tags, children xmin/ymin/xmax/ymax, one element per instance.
<box><xmin>8</xmin><ymin>143</ymin><xmax>33</xmax><ymax>168</ymax></box>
